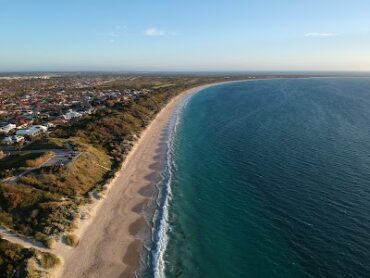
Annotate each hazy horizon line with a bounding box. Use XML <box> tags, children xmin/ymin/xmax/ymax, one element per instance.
<box><xmin>1</xmin><ymin>69</ymin><xmax>370</xmax><ymax>75</ymax></box>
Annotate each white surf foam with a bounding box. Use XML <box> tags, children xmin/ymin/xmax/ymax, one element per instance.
<box><xmin>152</xmin><ymin>95</ymin><xmax>193</xmax><ymax>278</ymax></box>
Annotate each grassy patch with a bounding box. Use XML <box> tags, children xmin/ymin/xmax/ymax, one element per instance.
<box><xmin>0</xmin><ymin>183</ymin><xmax>62</xmax><ymax>237</ymax></box>
<box><xmin>0</xmin><ymin>152</ymin><xmax>48</xmax><ymax>178</ymax></box>
<box><xmin>23</xmin><ymin>138</ymin><xmax>111</xmax><ymax>198</ymax></box>
<box><xmin>25</xmin><ymin>152</ymin><xmax>53</xmax><ymax>168</ymax></box>
<box><xmin>0</xmin><ymin>138</ymin><xmax>111</xmax><ymax>239</ymax></box>
<box><xmin>152</xmin><ymin>83</ymin><xmax>175</xmax><ymax>89</ymax></box>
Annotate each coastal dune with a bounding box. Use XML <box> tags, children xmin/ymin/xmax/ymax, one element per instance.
<box><xmin>58</xmin><ymin>84</ymin><xmax>214</xmax><ymax>278</ymax></box>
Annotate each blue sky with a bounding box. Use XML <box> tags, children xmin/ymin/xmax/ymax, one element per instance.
<box><xmin>0</xmin><ymin>0</ymin><xmax>369</xmax><ymax>71</ymax></box>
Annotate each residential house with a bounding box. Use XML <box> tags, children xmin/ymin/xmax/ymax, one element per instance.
<box><xmin>63</xmin><ymin>110</ymin><xmax>82</xmax><ymax>120</ymax></box>
<box><xmin>16</xmin><ymin>125</ymin><xmax>48</xmax><ymax>137</ymax></box>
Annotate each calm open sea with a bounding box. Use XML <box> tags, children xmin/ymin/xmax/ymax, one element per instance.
<box><xmin>149</xmin><ymin>78</ymin><xmax>370</xmax><ymax>278</ymax></box>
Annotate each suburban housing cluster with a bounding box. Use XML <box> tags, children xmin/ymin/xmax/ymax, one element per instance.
<box><xmin>0</xmin><ymin>75</ymin><xmax>150</xmax><ymax>146</ymax></box>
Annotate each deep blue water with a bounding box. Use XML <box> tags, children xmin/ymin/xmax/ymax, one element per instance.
<box><xmin>154</xmin><ymin>78</ymin><xmax>370</xmax><ymax>278</ymax></box>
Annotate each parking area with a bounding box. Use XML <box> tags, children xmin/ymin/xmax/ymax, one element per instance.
<box><xmin>43</xmin><ymin>150</ymin><xmax>81</xmax><ymax>167</ymax></box>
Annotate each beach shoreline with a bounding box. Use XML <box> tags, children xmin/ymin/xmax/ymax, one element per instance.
<box><xmin>56</xmin><ymin>82</ymin><xmax>226</xmax><ymax>278</ymax></box>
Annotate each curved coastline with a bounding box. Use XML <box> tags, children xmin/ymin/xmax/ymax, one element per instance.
<box><xmin>57</xmin><ymin>81</ymin><xmax>234</xmax><ymax>278</ymax></box>
<box><xmin>55</xmin><ymin>77</ymin><xmax>370</xmax><ymax>278</ymax></box>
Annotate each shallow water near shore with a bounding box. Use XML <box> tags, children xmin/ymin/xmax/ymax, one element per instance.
<box><xmin>149</xmin><ymin>77</ymin><xmax>370</xmax><ymax>278</ymax></box>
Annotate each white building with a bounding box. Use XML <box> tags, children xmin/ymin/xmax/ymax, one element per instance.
<box><xmin>0</xmin><ymin>124</ymin><xmax>16</xmax><ymax>134</ymax></box>
<box><xmin>45</xmin><ymin>122</ymin><xmax>56</xmax><ymax>128</ymax></box>
<box><xmin>16</xmin><ymin>125</ymin><xmax>47</xmax><ymax>137</ymax></box>
<box><xmin>63</xmin><ymin>110</ymin><xmax>82</xmax><ymax>120</ymax></box>
<box><xmin>2</xmin><ymin>135</ymin><xmax>25</xmax><ymax>145</ymax></box>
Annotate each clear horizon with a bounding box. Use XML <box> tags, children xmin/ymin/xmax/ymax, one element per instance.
<box><xmin>1</xmin><ymin>0</ymin><xmax>370</xmax><ymax>71</ymax></box>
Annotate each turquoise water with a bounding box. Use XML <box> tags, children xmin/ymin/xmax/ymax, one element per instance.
<box><xmin>150</xmin><ymin>78</ymin><xmax>370</xmax><ymax>277</ymax></box>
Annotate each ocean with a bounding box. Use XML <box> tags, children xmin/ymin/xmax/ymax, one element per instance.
<box><xmin>149</xmin><ymin>77</ymin><xmax>370</xmax><ymax>277</ymax></box>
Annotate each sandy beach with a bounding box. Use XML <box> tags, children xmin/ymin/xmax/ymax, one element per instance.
<box><xmin>57</xmin><ymin>83</ymin><xmax>216</xmax><ymax>278</ymax></box>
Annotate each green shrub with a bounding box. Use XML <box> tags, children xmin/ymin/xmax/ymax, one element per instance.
<box><xmin>64</xmin><ymin>234</ymin><xmax>79</xmax><ymax>247</ymax></box>
<box><xmin>0</xmin><ymin>238</ymin><xmax>33</xmax><ymax>277</ymax></box>
<box><xmin>38</xmin><ymin>252</ymin><xmax>60</xmax><ymax>269</ymax></box>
